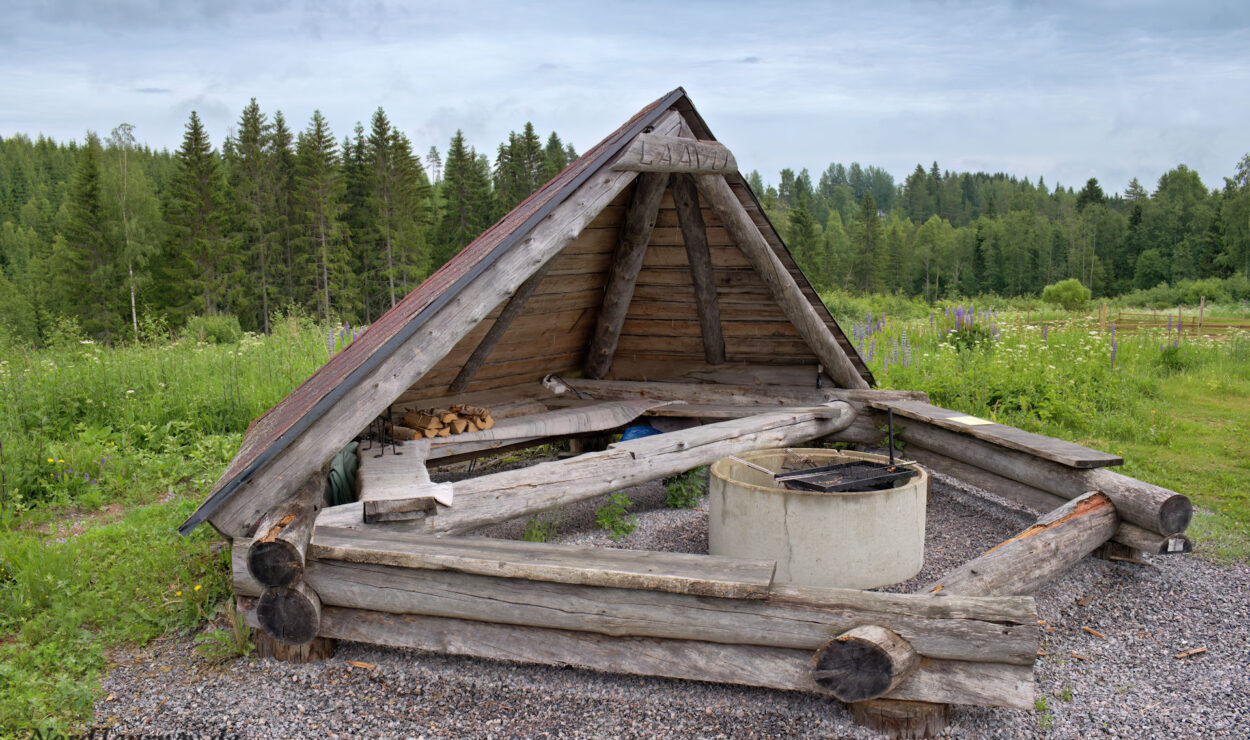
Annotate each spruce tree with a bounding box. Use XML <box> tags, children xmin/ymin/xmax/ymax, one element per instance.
<box><xmin>55</xmin><ymin>131</ymin><xmax>119</xmax><ymax>338</ymax></box>
<box><xmin>225</xmin><ymin>100</ymin><xmax>276</xmax><ymax>332</ymax></box>
<box><xmin>162</xmin><ymin>111</ymin><xmax>228</xmax><ymax>322</ymax></box>
<box><xmin>853</xmin><ymin>190</ymin><xmax>883</xmax><ymax>292</ymax></box>
<box><xmin>542</xmin><ymin>131</ymin><xmax>568</xmax><ymax>181</ymax></box>
<box><xmin>270</xmin><ymin>111</ymin><xmax>298</xmax><ymax>309</ymax></box>
<box><xmin>294</xmin><ymin>110</ymin><xmax>346</xmax><ymax>321</ymax></box>
<box><xmin>434</xmin><ymin>130</ymin><xmax>492</xmax><ymax>268</ymax></box>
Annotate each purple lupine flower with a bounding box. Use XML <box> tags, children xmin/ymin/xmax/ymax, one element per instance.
<box><xmin>325</xmin><ymin>327</ymin><xmax>335</xmax><ymax>357</ymax></box>
<box><xmin>1168</xmin><ymin>317</ymin><xmax>1173</xmax><ymax>332</ymax></box>
<box><xmin>1043</xmin><ymin>324</ymin><xmax>1049</xmax><ymax>343</ymax></box>
<box><xmin>1111</xmin><ymin>339</ymin><xmax>1118</xmax><ymax>366</ymax></box>
<box><xmin>868</xmin><ymin>336</ymin><xmax>876</xmax><ymax>362</ymax></box>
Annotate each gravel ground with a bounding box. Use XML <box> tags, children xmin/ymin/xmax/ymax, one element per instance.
<box><xmin>92</xmin><ymin>466</ymin><xmax>1250</xmax><ymax>739</ymax></box>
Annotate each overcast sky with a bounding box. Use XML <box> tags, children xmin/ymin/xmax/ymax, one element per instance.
<box><xmin>4</xmin><ymin>1</ymin><xmax>1249</xmax><ymax>195</ymax></box>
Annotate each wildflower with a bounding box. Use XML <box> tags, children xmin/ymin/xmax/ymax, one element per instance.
<box><xmin>175</xmin><ymin>591</ymin><xmax>182</xmax><ymax>597</ymax></box>
<box><xmin>194</xmin><ymin>584</ymin><xmax>201</xmax><ymax>592</ymax></box>
<box><xmin>47</xmin><ymin>458</ymin><xmax>54</xmax><ymax>463</ymax></box>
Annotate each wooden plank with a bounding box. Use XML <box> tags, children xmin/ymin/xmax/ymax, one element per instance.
<box><xmin>693</xmin><ymin>174</ymin><xmax>868</xmax><ymax>390</ymax></box>
<box><xmin>357</xmin><ymin>440</ymin><xmax>454</xmax><ymax>523</ymax></box>
<box><xmin>449</xmin><ymin>259</ymin><xmax>555</xmax><ymax>391</ymax></box>
<box><xmin>873</xmin><ymin>399</ymin><xmax>1123</xmax><ymax>469</ymax></box>
<box><xmin>309</xmin><ymin>527</ymin><xmax>777</xmax><ymax>599</ymax></box>
<box><xmin>671</xmin><ymin>173</ymin><xmax>725</xmax><ymax>364</ymax></box>
<box><xmin>620</xmin><ymin>318</ymin><xmax>802</xmax><ymax>340</ymax></box>
<box><xmin>429</xmin><ymin>399</ymin><xmax>661</xmax><ymax>448</ymax></box>
<box><xmin>235</xmin><ymin>600</ymin><xmax>1033</xmax><ymax>709</ymax></box>
<box><xmin>585</xmin><ymin>172</ymin><xmax>670</xmax><ymax>378</ymax></box>
<box><xmin>243</xmin><ymin>559</ymin><xmax>1036</xmax><ymax>666</ymax></box>
<box><xmin>610</xmin><ymin>133</ymin><xmax>737</xmax><ymax>174</ymax></box>
<box><xmin>893</xmin><ymin>420</ymin><xmax>1192</xmax><ymax>535</ymax></box>
<box><xmin>926</xmin><ymin>492</ymin><xmax>1120</xmax><ymax>597</ymax></box>
<box><xmin>205</xmin><ymin>109</ymin><xmax>686</xmax><ymax>537</ymax></box>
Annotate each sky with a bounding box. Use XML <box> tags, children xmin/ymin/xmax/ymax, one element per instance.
<box><xmin>4</xmin><ymin>0</ymin><xmax>1249</xmax><ymax>195</ymax></box>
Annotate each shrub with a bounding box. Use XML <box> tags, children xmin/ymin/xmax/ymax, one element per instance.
<box><xmin>182</xmin><ymin>313</ymin><xmax>243</xmax><ymax>344</ymax></box>
<box><xmin>664</xmin><ymin>467</ymin><xmax>706</xmax><ymax>509</ymax></box>
<box><xmin>1041</xmin><ymin>279</ymin><xmax>1091</xmax><ymax>311</ymax></box>
<box><xmin>594</xmin><ymin>493</ymin><xmax>637</xmax><ymax>540</ymax></box>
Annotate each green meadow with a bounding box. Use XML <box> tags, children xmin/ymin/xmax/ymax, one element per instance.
<box><xmin>0</xmin><ymin>300</ymin><xmax>1247</xmax><ymax>734</ymax></box>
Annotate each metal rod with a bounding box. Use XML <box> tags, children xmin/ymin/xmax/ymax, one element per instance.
<box><xmin>888</xmin><ymin>408</ymin><xmax>896</xmax><ymax>466</ymax></box>
<box><xmin>728</xmin><ymin>455</ymin><xmax>776</xmax><ymax>476</ymax></box>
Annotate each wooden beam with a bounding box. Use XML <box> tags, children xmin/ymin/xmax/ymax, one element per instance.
<box><xmin>671</xmin><ymin>173</ymin><xmax>725</xmax><ymax>364</ymax></box>
<box><xmin>892</xmin><ymin>420</ymin><xmax>1192</xmax><ymax>535</ymax></box>
<box><xmin>448</xmin><ymin>259</ymin><xmax>555</xmax><ymax>392</ymax></box>
<box><xmin>424</xmin><ymin>403</ymin><xmax>856</xmax><ymax>535</ymax></box>
<box><xmin>693</xmin><ymin>174</ymin><xmax>869</xmax><ymax>390</ymax></box>
<box><xmin>233</xmin><ymin>556</ymin><xmax>1035</xmax><ymax>666</ymax></box>
<box><xmin>901</xmin><ymin>444</ymin><xmax>1192</xmax><ymax>555</ymax></box>
<box><xmin>872</xmin><ymin>399</ymin><xmax>1122</xmax><ymax>468</ymax></box>
<box><xmin>245</xmin><ymin>475</ymin><xmax>322</xmax><ymax>588</ymax></box>
<box><xmin>563</xmin><ymin>378</ymin><xmax>922</xmax><ymax>408</ymax></box>
<box><xmin>585</xmin><ymin>172</ymin><xmax>670</xmax><ymax>378</ymax></box>
<box><xmin>236</xmin><ymin>599</ymin><xmax>1035</xmax><ymax>709</ymax></box>
<box><xmin>926</xmin><ymin>492</ymin><xmax>1120</xmax><ymax>597</ymax></box>
<box><xmin>610</xmin><ymin>133</ymin><xmax>736</xmax><ymax>174</ymax></box>
<box><xmin>309</xmin><ymin>527</ymin><xmax>776</xmax><ymax>599</ymax></box>
<box><xmin>204</xmin><ymin>109</ymin><xmax>686</xmax><ymax>537</ymax></box>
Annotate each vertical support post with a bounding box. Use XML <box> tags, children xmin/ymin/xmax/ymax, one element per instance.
<box><xmin>671</xmin><ymin>173</ymin><xmax>726</xmax><ymax>364</ymax></box>
<box><xmin>585</xmin><ymin>172</ymin><xmax>670</xmax><ymax>378</ymax></box>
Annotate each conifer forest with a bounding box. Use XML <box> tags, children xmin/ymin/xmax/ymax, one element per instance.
<box><xmin>1</xmin><ymin>99</ymin><xmax>1248</xmax><ymax>345</ymax></box>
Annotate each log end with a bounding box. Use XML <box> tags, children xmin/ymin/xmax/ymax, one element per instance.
<box><xmin>247</xmin><ymin>539</ymin><xmax>304</xmax><ymax>589</ymax></box>
<box><xmin>254</xmin><ymin>631</ymin><xmax>336</xmax><ymax>663</ymax></box>
<box><xmin>812</xmin><ymin>626</ymin><xmax>919</xmax><ymax>703</ymax></box>
<box><xmin>1158</xmin><ymin>494</ymin><xmax>1193</xmax><ymax>535</ymax></box>
<box><xmin>257</xmin><ymin>583</ymin><xmax>322</xmax><ymax>645</ymax></box>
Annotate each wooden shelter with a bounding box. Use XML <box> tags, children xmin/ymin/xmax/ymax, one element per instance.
<box><xmin>183</xmin><ymin>89</ymin><xmax>1194</xmax><ymax>738</ymax></box>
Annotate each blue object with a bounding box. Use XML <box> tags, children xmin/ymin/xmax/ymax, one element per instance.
<box><xmin>620</xmin><ymin>424</ymin><xmax>662</xmax><ymax>441</ymax></box>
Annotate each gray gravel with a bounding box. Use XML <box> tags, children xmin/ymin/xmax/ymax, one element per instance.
<box><xmin>93</xmin><ymin>468</ymin><xmax>1250</xmax><ymax>739</ymax></box>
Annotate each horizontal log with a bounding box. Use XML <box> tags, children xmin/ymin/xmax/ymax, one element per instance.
<box><xmin>927</xmin><ymin>492</ymin><xmax>1119</xmax><ymax>597</ymax></box>
<box><xmin>813</xmin><ymin>625</ymin><xmax>919</xmax><ymax>703</ymax></box>
<box><xmin>902</xmin><ymin>444</ymin><xmax>1192</xmax><ymax>555</ymax></box>
<box><xmin>309</xmin><ymin>527</ymin><xmax>776</xmax><ymax>599</ymax></box>
<box><xmin>276</xmin><ymin>558</ymin><xmax>1038</xmax><ymax>666</ymax></box>
<box><xmin>234</xmin><ymin>599</ymin><xmax>1034</xmax><ymax>709</ymax></box>
<box><xmin>610</xmin><ymin>133</ymin><xmax>737</xmax><ymax>174</ymax></box>
<box><xmin>875</xmin><ymin>399</ymin><xmax>1122</xmax><ymax>468</ymax></box>
<box><xmin>894</xmin><ymin>420</ymin><xmax>1191</xmax><ymax>535</ymax></box>
<box><xmin>413</xmin><ymin>403</ymin><xmax>857</xmax><ymax>535</ymax></box>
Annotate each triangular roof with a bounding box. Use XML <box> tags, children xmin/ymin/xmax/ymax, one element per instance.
<box><xmin>182</xmin><ymin>88</ymin><xmax>872</xmax><ymax>536</ymax></box>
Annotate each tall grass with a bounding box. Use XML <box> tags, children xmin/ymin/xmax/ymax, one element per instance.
<box><xmin>0</xmin><ymin>312</ymin><xmax>331</xmax><ymax>517</ymax></box>
<box><xmin>853</xmin><ymin>307</ymin><xmax>1250</xmax><ymax>559</ymax></box>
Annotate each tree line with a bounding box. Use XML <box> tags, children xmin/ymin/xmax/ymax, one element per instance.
<box><xmin>0</xmin><ymin>100</ymin><xmax>576</xmax><ymax>343</ymax></box>
<box><xmin>3</xmin><ymin>103</ymin><xmax>1248</xmax><ymax>346</ymax></box>
<box><xmin>754</xmin><ymin>157</ymin><xmax>1250</xmax><ymax>301</ymax></box>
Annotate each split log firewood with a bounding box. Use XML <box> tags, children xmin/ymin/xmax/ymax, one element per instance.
<box><xmin>812</xmin><ymin>625</ymin><xmax>920</xmax><ymax>703</ymax></box>
<box><xmin>402</xmin><ymin>412</ymin><xmax>443</xmax><ymax>431</ymax></box>
<box><xmin>246</xmin><ymin>477</ymin><xmax>321</xmax><ymax>589</ymax></box>
<box><xmin>257</xmin><ymin>580</ymin><xmax>322</xmax><ymax>645</ymax></box>
<box><xmin>448</xmin><ymin>418</ymin><xmax>469</xmax><ymax>435</ymax></box>
<box><xmin>926</xmin><ymin>492</ymin><xmax>1119</xmax><ymax>597</ymax></box>
<box><xmin>385</xmin><ymin>423</ymin><xmax>419</xmax><ymax>441</ymax></box>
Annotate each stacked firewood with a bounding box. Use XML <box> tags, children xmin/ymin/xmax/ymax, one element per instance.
<box><xmin>389</xmin><ymin>404</ymin><xmax>495</xmax><ymax>440</ymax></box>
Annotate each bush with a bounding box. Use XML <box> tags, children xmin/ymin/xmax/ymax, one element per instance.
<box><xmin>664</xmin><ymin>467</ymin><xmax>706</xmax><ymax>509</ymax></box>
<box><xmin>1041</xmin><ymin>279</ymin><xmax>1091</xmax><ymax>311</ymax></box>
<box><xmin>182</xmin><ymin>314</ymin><xmax>243</xmax><ymax>344</ymax></box>
<box><xmin>594</xmin><ymin>493</ymin><xmax>637</xmax><ymax>540</ymax></box>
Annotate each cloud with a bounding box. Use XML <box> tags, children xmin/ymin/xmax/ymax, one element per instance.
<box><xmin>134</xmin><ymin>87</ymin><xmax>170</xmax><ymax>94</ymax></box>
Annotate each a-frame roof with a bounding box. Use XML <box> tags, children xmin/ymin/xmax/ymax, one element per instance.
<box><xmin>181</xmin><ymin>88</ymin><xmax>872</xmax><ymax>536</ymax></box>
